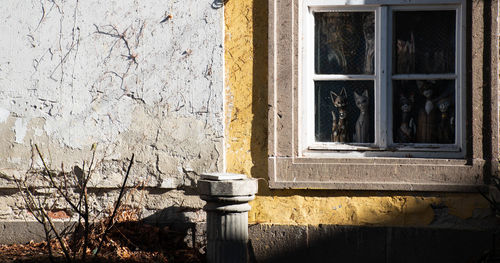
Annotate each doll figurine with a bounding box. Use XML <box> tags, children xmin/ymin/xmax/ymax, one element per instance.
<box><xmin>437</xmin><ymin>97</ymin><xmax>453</xmax><ymax>143</ymax></box>
<box><xmin>416</xmin><ymin>80</ymin><xmax>438</xmax><ymax>143</ymax></box>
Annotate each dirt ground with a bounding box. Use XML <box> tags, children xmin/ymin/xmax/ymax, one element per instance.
<box><xmin>0</xmin><ymin>221</ymin><xmax>205</xmax><ymax>263</ymax></box>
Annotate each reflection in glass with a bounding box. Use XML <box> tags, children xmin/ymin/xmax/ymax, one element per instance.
<box><xmin>393</xmin><ymin>80</ymin><xmax>455</xmax><ymax>144</ymax></box>
<box><xmin>393</xmin><ymin>11</ymin><xmax>456</xmax><ymax>74</ymax></box>
<box><xmin>315</xmin><ymin>81</ymin><xmax>374</xmax><ymax>143</ymax></box>
<box><xmin>315</xmin><ymin>12</ymin><xmax>375</xmax><ymax>74</ymax></box>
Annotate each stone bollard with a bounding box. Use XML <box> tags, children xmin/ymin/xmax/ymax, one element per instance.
<box><xmin>198</xmin><ymin>173</ymin><xmax>258</xmax><ymax>263</ymax></box>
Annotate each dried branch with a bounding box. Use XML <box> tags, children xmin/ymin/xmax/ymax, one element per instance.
<box><xmin>35</xmin><ymin>144</ymin><xmax>83</xmax><ymax>217</ymax></box>
<box><xmin>93</xmin><ymin>24</ymin><xmax>138</xmax><ymax>65</ymax></box>
<box><xmin>16</xmin><ymin>177</ymin><xmax>57</xmax><ymax>263</ymax></box>
<box><xmin>478</xmin><ymin>187</ymin><xmax>500</xmax><ymax>213</ymax></box>
<box><xmin>94</xmin><ymin>154</ymin><xmax>135</xmax><ymax>256</ymax></box>
<box><xmin>78</xmin><ymin>144</ymin><xmax>96</xmax><ymax>262</ymax></box>
<box><xmin>38</xmin><ymin>205</ymin><xmax>72</xmax><ymax>263</ymax></box>
<box><xmin>20</xmin><ymin>145</ymin><xmax>139</xmax><ymax>261</ymax></box>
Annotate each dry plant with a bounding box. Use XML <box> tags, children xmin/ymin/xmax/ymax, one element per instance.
<box><xmin>15</xmin><ymin>144</ymin><xmax>135</xmax><ymax>263</ymax></box>
<box><xmin>477</xmin><ymin>176</ymin><xmax>500</xmax><ymax>262</ymax></box>
<box><xmin>479</xmin><ymin>176</ymin><xmax>500</xmax><ymax>217</ymax></box>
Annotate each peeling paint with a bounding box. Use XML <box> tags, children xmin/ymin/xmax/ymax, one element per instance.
<box><xmin>0</xmin><ymin>108</ymin><xmax>9</xmax><ymax>123</ymax></box>
<box><xmin>13</xmin><ymin>118</ymin><xmax>28</xmax><ymax>144</ymax></box>
<box><xmin>0</xmin><ymin>0</ymin><xmax>224</xmax><ymax>222</ymax></box>
<box><xmin>0</xmin><ymin>0</ymin><xmax>224</xmax><ymax>149</ymax></box>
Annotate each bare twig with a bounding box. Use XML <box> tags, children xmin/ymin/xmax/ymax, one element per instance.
<box><xmin>78</xmin><ymin>144</ymin><xmax>96</xmax><ymax>262</ymax></box>
<box><xmin>94</xmin><ymin>154</ymin><xmax>135</xmax><ymax>256</ymax></box>
<box><xmin>21</xmin><ymin>145</ymin><xmax>138</xmax><ymax>261</ymax></box>
<box><xmin>15</xmin><ymin>177</ymin><xmax>56</xmax><ymax>263</ymax></box>
<box><xmin>94</xmin><ymin>24</ymin><xmax>138</xmax><ymax>65</ymax></box>
<box><xmin>478</xmin><ymin>187</ymin><xmax>500</xmax><ymax>212</ymax></box>
<box><xmin>38</xmin><ymin>204</ymin><xmax>72</xmax><ymax>263</ymax></box>
<box><xmin>35</xmin><ymin>144</ymin><xmax>83</xmax><ymax>217</ymax></box>
<box><xmin>20</xmin><ymin>180</ymin><xmax>71</xmax><ymax>262</ymax></box>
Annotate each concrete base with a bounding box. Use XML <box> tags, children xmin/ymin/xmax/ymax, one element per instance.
<box><xmin>248</xmin><ymin>224</ymin><xmax>500</xmax><ymax>263</ymax></box>
<box><xmin>0</xmin><ymin>221</ymin><xmax>72</xmax><ymax>244</ymax></box>
<box><xmin>2</xmin><ymin>221</ymin><xmax>499</xmax><ymax>263</ymax></box>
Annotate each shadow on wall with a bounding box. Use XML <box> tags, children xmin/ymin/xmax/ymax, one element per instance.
<box><xmin>247</xmin><ymin>0</ymin><xmax>416</xmax><ymax>198</ymax></box>
<box><xmin>142</xmin><ymin>206</ymin><xmax>207</xmax><ymax>251</ymax></box>
<box><xmin>247</xmin><ymin>0</ymin><xmax>401</xmax><ymax>198</ymax></box>
<box><xmin>250</xmin><ymin>0</ymin><xmax>270</xmax><ymax>196</ymax></box>
<box><xmin>248</xmin><ymin>0</ymin><xmax>497</xmax><ymax>199</ymax></box>
<box><xmin>247</xmin><ymin>224</ymin><xmax>500</xmax><ymax>263</ymax></box>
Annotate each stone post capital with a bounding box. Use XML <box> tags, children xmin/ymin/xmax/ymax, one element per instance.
<box><xmin>198</xmin><ymin>173</ymin><xmax>258</xmax><ymax>197</ymax></box>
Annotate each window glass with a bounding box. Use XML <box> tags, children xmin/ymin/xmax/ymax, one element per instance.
<box><xmin>310</xmin><ymin>7</ymin><xmax>460</xmax><ymax>151</ymax></box>
<box><xmin>315</xmin><ymin>81</ymin><xmax>374</xmax><ymax>143</ymax></box>
<box><xmin>392</xmin><ymin>79</ymin><xmax>455</xmax><ymax>144</ymax></box>
<box><xmin>315</xmin><ymin>12</ymin><xmax>375</xmax><ymax>74</ymax></box>
<box><xmin>393</xmin><ymin>11</ymin><xmax>456</xmax><ymax>74</ymax></box>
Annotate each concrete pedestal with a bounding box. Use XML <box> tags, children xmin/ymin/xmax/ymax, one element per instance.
<box><xmin>198</xmin><ymin>173</ymin><xmax>258</xmax><ymax>263</ymax></box>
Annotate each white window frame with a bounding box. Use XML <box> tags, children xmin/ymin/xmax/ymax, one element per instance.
<box><xmin>299</xmin><ymin>0</ymin><xmax>466</xmax><ymax>159</ymax></box>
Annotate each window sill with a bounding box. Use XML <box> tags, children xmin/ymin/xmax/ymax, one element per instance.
<box><xmin>267</xmin><ymin>0</ymin><xmax>498</xmax><ymax>192</ymax></box>
<box><xmin>269</xmin><ymin>156</ymin><xmax>484</xmax><ymax>191</ymax></box>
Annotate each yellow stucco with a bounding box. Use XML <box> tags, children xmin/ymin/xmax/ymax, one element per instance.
<box><xmin>224</xmin><ymin>0</ymin><xmax>490</xmax><ymax>226</ymax></box>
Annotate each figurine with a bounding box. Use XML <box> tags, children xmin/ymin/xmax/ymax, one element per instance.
<box><xmin>354</xmin><ymin>89</ymin><xmax>371</xmax><ymax>143</ymax></box>
<box><xmin>416</xmin><ymin>80</ymin><xmax>438</xmax><ymax>143</ymax></box>
<box><xmin>330</xmin><ymin>88</ymin><xmax>348</xmax><ymax>142</ymax></box>
<box><xmin>437</xmin><ymin>97</ymin><xmax>453</xmax><ymax>143</ymax></box>
<box><xmin>396</xmin><ymin>33</ymin><xmax>415</xmax><ymax>74</ymax></box>
<box><xmin>363</xmin><ymin>13</ymin><xmax>375</xmax><ymax>73</ymax></box>
<box><xmin>397</xmin><ymin>93</ymin><xmax>416</xmax><ymax>143</ymax></box>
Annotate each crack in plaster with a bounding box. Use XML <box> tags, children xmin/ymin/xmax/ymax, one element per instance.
<box><xmin>0</xmin><ymin>0</ymin><xmax>224</xmax><ymax>149</ymax></box>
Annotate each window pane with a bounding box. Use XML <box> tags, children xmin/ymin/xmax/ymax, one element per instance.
<box><xmin>315</xmin><ymin>81</ymin><xmax>374</xmax><ymax>143</ymax></box>
<box><xmin>315</xmin><ymin>12</ymin><xmax>375</xmax><ymax>75</ymax></box>
<box><xmin>393</xmin><ymin>11</ymin><xmax>456</xmax><ymax>74</ymax></box>
<box><xmin>392</xmin><ymin>80</ymin><xmax>455</xmax><ymax>144</ymax></box>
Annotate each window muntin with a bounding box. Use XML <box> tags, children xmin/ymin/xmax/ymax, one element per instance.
<box><xmin>301</xmin><ymin>3</ymin><xmax>464</xmax><ymax>158</ymax></box>
<box><xmin>268</xmin><ymin>0</ymin><xmax>496</xmax><ymax>191</ymax></box>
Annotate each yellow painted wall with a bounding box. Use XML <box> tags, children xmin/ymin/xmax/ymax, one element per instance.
<box><xmin>224</xmin><ymin>0</ymin><xmax>490</xmax><ymax>226</ymax></box>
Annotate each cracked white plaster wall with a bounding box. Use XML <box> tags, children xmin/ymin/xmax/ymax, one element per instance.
<box><xmin>0</xmin><ymin>0</ymin><xmax>224</xmax><ymax>196</ymax></box>
<box><xmin>0</xmin><ymin>0</ymin><xmax>224</xmax><ymax>149</ymax></box>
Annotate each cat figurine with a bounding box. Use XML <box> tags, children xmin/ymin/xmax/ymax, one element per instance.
<box><xmin>397</xmin><ymin>93</ymin><xmax>416</xmax><ymax>143</ymax></box>
<box><xmin>354</xmin><ymin>89</ymin><xmax>371</xmax><ymax>143</ymax></box>
<box><xmin>363</xmin><ymin>13</ymin><xmax>375</xmax><ymax>73</ymax></box>
<box><xmin>330</xmin><ymin>88</ymin><xmax>348</xmax><ymax>142</ymax></box>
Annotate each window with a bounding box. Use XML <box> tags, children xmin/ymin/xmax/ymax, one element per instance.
<box><xmin>301</xmin><ymin>2</ymin><xmax>465</xmax><ymax>158</ymax></box>
<box><xmin>268</xmin><ymin>0</ymin><xmax>498</xmax><ymax>191</ymax></box>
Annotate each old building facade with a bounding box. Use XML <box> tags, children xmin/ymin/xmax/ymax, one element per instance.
<box><xmin>0</xmin><ymin>0</ymin><xmax>499</xmax><ymax>261</ymax></box>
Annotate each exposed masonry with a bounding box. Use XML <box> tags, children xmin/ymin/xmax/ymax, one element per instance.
<box><xmin>0</xmin><ymin>0</ymin><xmax>224</xmax><ymax>226</ymax></box>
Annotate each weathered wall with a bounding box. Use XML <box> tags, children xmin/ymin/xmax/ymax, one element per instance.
<box><xmin>0</xmin><ymin>0</ymin><xmax>497</xmax><ymax>248</ymax></box>
<box><xmin>224</xmin><ymin>0</ymin><xmax>496</xmax><ymax>227</ymax></box>
<box><xmin>0</xmin><ymin>0</ymin><xmax>224</xmax><ymax>223</ymax></box>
